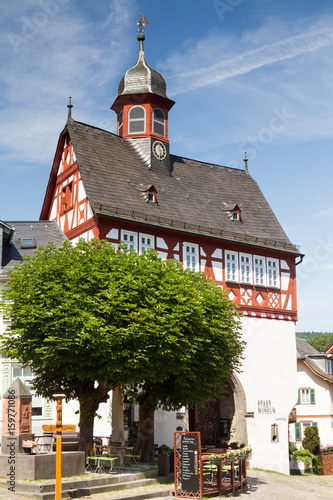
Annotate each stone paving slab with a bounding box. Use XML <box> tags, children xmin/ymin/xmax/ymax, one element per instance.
<box><xmin>2</xmin><ymin>469</ymin><xmax>333</xmax><ymax>499</ymax></box>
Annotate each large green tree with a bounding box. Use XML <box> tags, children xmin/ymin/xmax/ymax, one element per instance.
<box><xmin>0</xmin><ymin>239</ymin><xmax>244</xmax><ymax>456</ymax></box>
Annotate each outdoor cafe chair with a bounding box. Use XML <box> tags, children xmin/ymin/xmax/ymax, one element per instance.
<box><xmin>86</xmin><ymin>444</ymin><xmax>99</xmax><ymax>472</ymax></box>
<box><xmin>96</xmin><ymin>445</ymin><xmax>119</xmax><ymax>473</ymax></box>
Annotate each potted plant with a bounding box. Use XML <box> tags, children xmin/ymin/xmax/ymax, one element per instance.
<box><xmin>209</xmin><ymin>453</ymin><xmax>223</xmax><ymax>465</ymax></box>
<box><xmin>229</xmin><ymin>441</ymin><xmax>239</xmax><ymax>450</ymax></box>
<box><xmin>224</xmin><ymin>452</ymin><xmax>235</xmax><ymax>463</ymax></box>
<box><xmin>220</xmin><ymin>440</ymin><xmax>228</xmax><ymax>451</ymax></box>
<box><xmin>290</xmin><ymin>449</ymin><xmax>313</xmax><ymax>475</ymax></box>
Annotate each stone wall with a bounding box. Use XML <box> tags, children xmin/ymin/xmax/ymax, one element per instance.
<box><xmin>319</xmin><ymin>451</ymin><xmax>333</xmax><ymax>475</ymax></box>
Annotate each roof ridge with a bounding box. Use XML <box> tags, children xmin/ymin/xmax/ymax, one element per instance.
<box><xmin>68</xmin><ymin>120</ymin><xmax>118</xmax><ymax>137</ymax></box>
<box><xmin>170</xmin><ymin>154</ymin><xmax>246</xmax><ymax>173</ymax></box>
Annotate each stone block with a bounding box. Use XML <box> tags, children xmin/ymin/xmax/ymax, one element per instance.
<box><xmin>0</xmin><ymin>451</ymin><xmax>85</xmax><ymax>480</ymax></box>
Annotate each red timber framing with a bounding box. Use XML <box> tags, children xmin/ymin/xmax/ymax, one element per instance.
<box><xmin>98</xmin><ymin>218</ymin><xmax>298</xmax><ymax>322</ymax></box>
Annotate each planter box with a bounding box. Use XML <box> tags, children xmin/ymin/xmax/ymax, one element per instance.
<box><xmin>290</xmin><ymin>457</ymin><xmax>313</xmax><ymax>475</ymax></box>
<box><xmin>158</xmin><ymin>454</ymin><xmax>170</xmax><ymax>476</ymax></box>
<box><xmin>319</xmin><ymin>451</ymin><xmax>333</xmax><ymax>475</ymax></box>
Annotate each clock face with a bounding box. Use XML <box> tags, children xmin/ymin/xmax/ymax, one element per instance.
<box><xmin>152</xmin><ymin>141</ymin><xmax>166</xmax><ymax>160</ymax></box>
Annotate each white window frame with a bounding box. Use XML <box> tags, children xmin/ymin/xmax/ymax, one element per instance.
<box><xmin>128</xmin><ymin>105</ymin><xmax>146</xmax><ymax>135</ymax></box>
<box><xmin>326</xmin><ymin>359</ymin><xmax>333</xmax><ymax>375</ymax></box>
<box><xmin>225</xmin><ymin>251</ymin><xmax>238</xmax><ymax>282</ymax></box>
<box><xmin>183</xmin><ymin>243</ymin><xmax>199</xmax><ymax>272</ymax></box>
<box><xmin>139</xmin><ymin>233</ymin><xmax>154</xmax><ymax>254</ymax></box>
<box><xmin>267</xmin><ymin>258</ymin><xmax>279</xmax><ymax>288</ymax></box>
<box><xmin>152</xmin><ymin>107</ymin><xmax>165</xmax><ymax>136</ymax></box>
<box><xmin>121</xmin><ymin>230</ymin><xmax>138</xmax><ymax>251</ymax></box>
<box><xmin>12</xmin><ymin>364</ymin><xmax>44</xmax><ymax>418</ymax></box>
<box><xmin>300</xmin><ymin>388</ymin><xmax>310</xmax><ymax>404</ymax></box>
<box><xmin>240</xmin><ymin>253</ymin><xmax>252</xmax><ymax>284</ymax></box>
<box><xmin>254</xmin><ymin>256</ymin><xmax>266</xmax><ymax>286</ymax></box>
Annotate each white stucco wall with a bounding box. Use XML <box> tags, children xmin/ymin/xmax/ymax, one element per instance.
<box><xmin>239</xmin><ymin>316</ymin><xmax>298</xmax><ymax>474</ymax></box>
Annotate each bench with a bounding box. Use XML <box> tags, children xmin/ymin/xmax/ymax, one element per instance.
<box><xmin>43</xmin><ymin>431</ymin><xmax>80</xmax><ymax>451</ymax></box>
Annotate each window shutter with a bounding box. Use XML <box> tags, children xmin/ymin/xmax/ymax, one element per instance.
<box><xmin>312</xmin><ymin>421</ymin><xmax>318</xmax><ymax>427</ymax></box>
<box><xmin>295</xmin><ymin>422</ymin><xmax>301</xmax><ymax>441</ymax></box>
<box><xmin>310</xmin><ymin>388</ymin><xmax>315</xmax><ymax>404</ymax></box>
<box><xmin>297</xmin><ymin>389</ymin><xmax>300</xmax><ymax>405</ymax></box>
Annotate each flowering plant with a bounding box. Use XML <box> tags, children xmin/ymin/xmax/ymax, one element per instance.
<box><xmin>320</xmin><ymin>444</ymin><xmax>333</xmax><ymax>453</ymax></box>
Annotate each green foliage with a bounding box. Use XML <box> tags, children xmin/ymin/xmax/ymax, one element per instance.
<box><xmin>289</xmin><ymin>441</ymin><xmax>297</xmax><ymax>459</ymax></box>
<box><xmin>296</xmin><ymin>331</ymin><xmax>333</xmax><ymax>351</ymax></box>
<box><xmin>311</xmin><ymin>454</ymin><xmax>323</xmax><ymax>474</ymax></box>
<box><xmin>293</xmin><ymin>449</ymin><xmax>322</xmax><ymax>474</ymax></box>
<box><xmin>0</xmin><ymin>238</ymin><xmax>243</xmax><ymax>419</ymax></box>
<box><xmin>302</xmin><ymin>426</ymin><xmax>321</xmax><ymax>456</ymax></box>
<box><xmin>308</xmin><ymin>333</ymin><xmax>333</xmax><ymax>353</ymax></box>
<box><xmin>293</xmin><ymin>449</ymin><xmax>313</xmax><ymax>466</ymax></box>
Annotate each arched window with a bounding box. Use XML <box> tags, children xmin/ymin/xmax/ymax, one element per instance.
<box><xmin>128</xmin><ymin>105</ymin><xmax>146</xmax><ymax>134</ymax></box>
<box><xmin>152</xmin><ymin>108</ymin><xmax>165</xmax><ymax>136</ymax></box>
<box><xmin>118</xmin><ymin>111</ymin><xmax>123</xmax><ymax>137</ymax></box>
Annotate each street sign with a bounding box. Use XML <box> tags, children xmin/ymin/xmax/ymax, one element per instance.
<box><xmin>42</xmin><ymin>424</ymin><xmax>76</xmax><ymax>432</ymax></box>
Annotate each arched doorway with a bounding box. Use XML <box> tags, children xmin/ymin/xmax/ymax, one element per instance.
<box><xmin>189</xmin><ymin>373</ymin><xmax>248</xmax><ymax>446</ymax></box>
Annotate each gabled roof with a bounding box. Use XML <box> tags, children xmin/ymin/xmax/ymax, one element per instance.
<box><xmin>41</xmin><ymin>120</ymin><xmax>300</xmax><ymax>255</ymax></box>
<box><xmin>0</xmin><ymin>220</ymin><xmax>66</xmax><ymax>276</ymax></box>
<box><xmin>296</xmin><ymin>339</ymin><xmax>333</xmax><ymax>383</ymax></box>
<box><xmin>296</xmin><ymin>338</ymin><xmax>321</xmax><ymax>358</ymax></box>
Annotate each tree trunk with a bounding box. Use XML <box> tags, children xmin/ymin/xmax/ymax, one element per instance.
<box><xmin>78</xmin><ymin>406</ymin><xmax>96</xmax><ymax>452</ymax></box>
<box><xmin>137</xmin><ymin>393</ymin><xmax>155</xmax><ymax>463</ymax></box>
<box><xmin>77</xmin><ymin>381</ymin><xmax>113</xmax><ymax>452</ymax></box>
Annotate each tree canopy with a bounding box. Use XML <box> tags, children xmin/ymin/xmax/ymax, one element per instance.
<box><xmin>0</xmin><ymin>238</ymin><xmax>244</xmax><ymax>452</ymax></box>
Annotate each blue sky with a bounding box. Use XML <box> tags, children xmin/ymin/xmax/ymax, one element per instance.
<box><xmin>1</xmin><ymin>0</ymin><xmax>333</xmax><ymax>333</ymax></box>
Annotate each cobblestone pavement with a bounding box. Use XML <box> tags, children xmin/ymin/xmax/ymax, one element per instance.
<box><xmin>2</xmin><ymin>469</ymin><xmax>333</xmax><ymax>499</ymax></box>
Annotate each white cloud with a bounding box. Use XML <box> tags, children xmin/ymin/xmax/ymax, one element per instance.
<box><xmin>163</xmin><ymin>20</ymin><xmax>333</xmax><ymax>94</ymax></box>
<box><xmin>0</xmin><ymin>0</ymin><xmax>135</xmax><ymax>169</ymax></box>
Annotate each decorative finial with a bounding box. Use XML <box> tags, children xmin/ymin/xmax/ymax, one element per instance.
<box><xmin>67</xmin><ymin>97</ymin><xmax>73</xmax><ymax>120</ymax></box>
<box><xmin>243</xmin><ymin>152</ymin><xmax>249</xmax><ymax>174</ymax></box>
<box><xmin>136</xmin><ymin>10</ymin><xmax>148</xmax><ymax>33</ymax></box>
<box><xmin>136</xmin><ymin>11</ymin><xmax>148</xmax><ymax>51</ymax></box>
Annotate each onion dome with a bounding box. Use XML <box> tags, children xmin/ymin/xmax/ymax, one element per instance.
<box><xmin>117</xmin><ymin>33</ymin><xmax>169</xmax><ymax>99</ymax></box>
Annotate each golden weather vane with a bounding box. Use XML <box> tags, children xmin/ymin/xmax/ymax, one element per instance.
<box><xmin>136</xmin><ymin>10</ymin><xmax>149</xmax><ymax>33</ymax></box>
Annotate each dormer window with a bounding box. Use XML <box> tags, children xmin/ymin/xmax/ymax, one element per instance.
<box><xmin>148</xmin><ymin>191</ymin><xmax>156</xmax><ymax>202</ymax></box>
<box><xmin>118</xmin><ymin>111</ymin><xmax>123</xmax><ymax>137</ymax></box>
<box><xmin>19</xmin><ymin>238</ymin><xmax>37</xmax><ymax>249</ymax></box>
<box><xmin>128</xmin><ymin>105</ymin><xmax>146</xmax><ymax>134</ymax></box>
<box><xmin>232</xmin><ymin>205</ymin><xmax>241</xmax><ymax>221</ymax></box>
<box><xmin>152</xmin><ymin>108</ymin><xmax>165</xmax><ymax>136</ymax></box>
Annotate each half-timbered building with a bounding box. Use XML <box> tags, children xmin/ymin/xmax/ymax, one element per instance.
<box><xmin>40</xmin><ymin>31</ymin><xmax>302</xmax><ymax>474</ymax></box>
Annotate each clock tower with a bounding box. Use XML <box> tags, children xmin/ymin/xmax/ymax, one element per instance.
<box><xmin>111</xmin><ymin>30</ymin><xmax>175</xmax><ymax>171</ymax></box>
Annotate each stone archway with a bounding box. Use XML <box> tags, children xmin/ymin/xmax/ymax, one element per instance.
<box><xmin>190</xmin><ymin>373</ymin><xmax>248</xmax><ymax>446</ymax></box>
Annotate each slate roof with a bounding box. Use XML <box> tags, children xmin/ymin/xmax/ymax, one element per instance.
<box><xmin>296</xmin><ymin>338</ymin><xmax>321</xmax><ymax>358</ymax></box>
<box><xmin>42</xmin><ymin>119</ymin><xmax>300</xmax><ymax>255</ymax></box>
<box><xmin>0</xmin><ymin>220</ymin><xmax>66</xmax><ymax>275</ymax></box>
<box><xmin>296</xmin><ymin>339</ymin><xmax>333</xmax><ymax>383</ymax></box>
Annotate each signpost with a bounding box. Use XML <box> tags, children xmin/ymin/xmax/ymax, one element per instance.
<box><xmin>42</xmin><ymin>395</ymin><xmax>76</xmax><ymax>500</ymax></box>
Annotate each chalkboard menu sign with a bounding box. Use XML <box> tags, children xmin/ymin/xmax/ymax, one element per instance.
<box><xmin>181</xmin><ymin>433</ymin><xmax>200</xmax><ymax>492</ymax></box>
